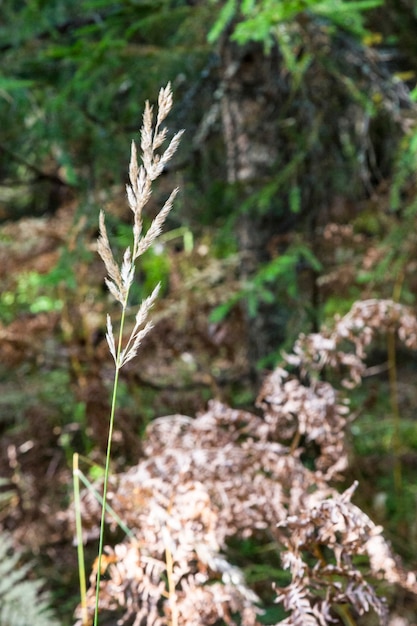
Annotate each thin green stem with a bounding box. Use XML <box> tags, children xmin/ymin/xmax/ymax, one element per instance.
<box><xmin>336</xmin><ymin>604</ymin><xmax>358</xmax><ymax>626</ymax></box>
<box><xmin>73</xmin><ymin>453</ymin><xmax>88</xmax><ymax>626</ymax></box>
<box><xmin>93</xmin><ymin>306</ymin><xmax>127</xmax><ymax>626</ymax></box>
<box><xmin>77</xmin><ymin>470</ymin><xmax>134</xmax><ymax>538</ymax></box>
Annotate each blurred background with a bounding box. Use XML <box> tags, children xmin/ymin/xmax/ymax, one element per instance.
<box><xmin>1</xmin><ymin>1</ymin><xmax>417</xmax><ymax>623</ymax></box>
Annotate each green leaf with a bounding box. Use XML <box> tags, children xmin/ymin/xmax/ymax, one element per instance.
<box><xmin>210</xmin><ymin>294</ymin><xmax>241</xmax><ymax>323</ymax></box>
<box><xmin>289</xmin><ymin>184</ymin><xmax>301</xmax><ymax>214</ymax></box>
<box><xmin>208</xmin><ymin>0</ymin><xmax>237</xmax><ymax>43</ymax></box>
<box><xmin>0</xmin><ymin>76</ymin><xmax>34</xmax><ymax>89</ymax></box>
<box><xmin>212</xmin><ymin>0</ymin><xmax>383</xmax><ymax>48</ymax></box>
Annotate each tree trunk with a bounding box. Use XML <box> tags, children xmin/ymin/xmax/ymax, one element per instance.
<box><xmin>215</xmin><ymin>20</ymin><xmax>409</xmax><ymax>378</ymax></box>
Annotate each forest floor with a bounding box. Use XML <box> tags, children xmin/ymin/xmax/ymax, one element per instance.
<box><xmin>1</xmin><ymin>190</ymin><xmax>417</xmax><ymax>624</ymax></box>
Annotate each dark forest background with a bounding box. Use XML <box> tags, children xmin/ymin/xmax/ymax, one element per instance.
<box><xmin>2</xmin><ymin>1</ymin><xmax>417</xmax><ymax>624</ymax></box>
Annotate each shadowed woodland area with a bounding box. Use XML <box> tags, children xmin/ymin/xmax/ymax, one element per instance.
<box><xmin>2</xmin><ymin>1</ymin><xmax>417</xmax><ymax>625</ymax></box>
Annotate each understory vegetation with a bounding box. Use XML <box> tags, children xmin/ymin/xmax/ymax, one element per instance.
<box><xmin>2</xmin><ymin>1</ymin><xmax>417</xmax><ymax>625</ymax></box>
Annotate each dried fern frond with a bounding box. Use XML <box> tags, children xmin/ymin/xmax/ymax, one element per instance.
<box><xmin>276</xmin><ymin>483</ymin><xmax>390</xmax><ymax>625</ymax></box>
<box><xmin>284</xmin><ymin>299</ymin><xmax>417</xmax><ymax>388</ymax></box>
<box><xmin>257</xmin><ymin>367</ymin><xmax>349</xmax><ymax>480</ymax></box>
<box><xmin>77</xmin><ymin>340</ymin><xmax>417</xmax><ymax>623</ymax></box>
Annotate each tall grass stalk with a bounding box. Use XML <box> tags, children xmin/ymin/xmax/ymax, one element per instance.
<box><xmin>93</xmin><ymin>83</ymin><xmax>183</xmax><ymax>625</ymax></box>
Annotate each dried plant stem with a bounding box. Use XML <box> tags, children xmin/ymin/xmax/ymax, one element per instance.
<box><xmin>336</xmin><ymin>604</ymin><xmax>358</xmax><ymax>626</ymax></box>
<box><xmin>289</xmin><ymin>427</ymin><xmax>301</xmax><ymax>454</ymax></box>
<box><xmin>165</xmin><ymin>542</ymin><xmax>179</xmax><ymax>626</ymax></box>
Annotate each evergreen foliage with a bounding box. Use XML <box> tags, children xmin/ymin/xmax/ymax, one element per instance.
<box><xmin>0</xmin><ymin>0</ymin><xmax>211</xmax><ymax>216</ymax></box>
<box><xmin>209</xmin><ymin>0</ymin><xmax>383</xmax><ymax>48</ymax></box>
